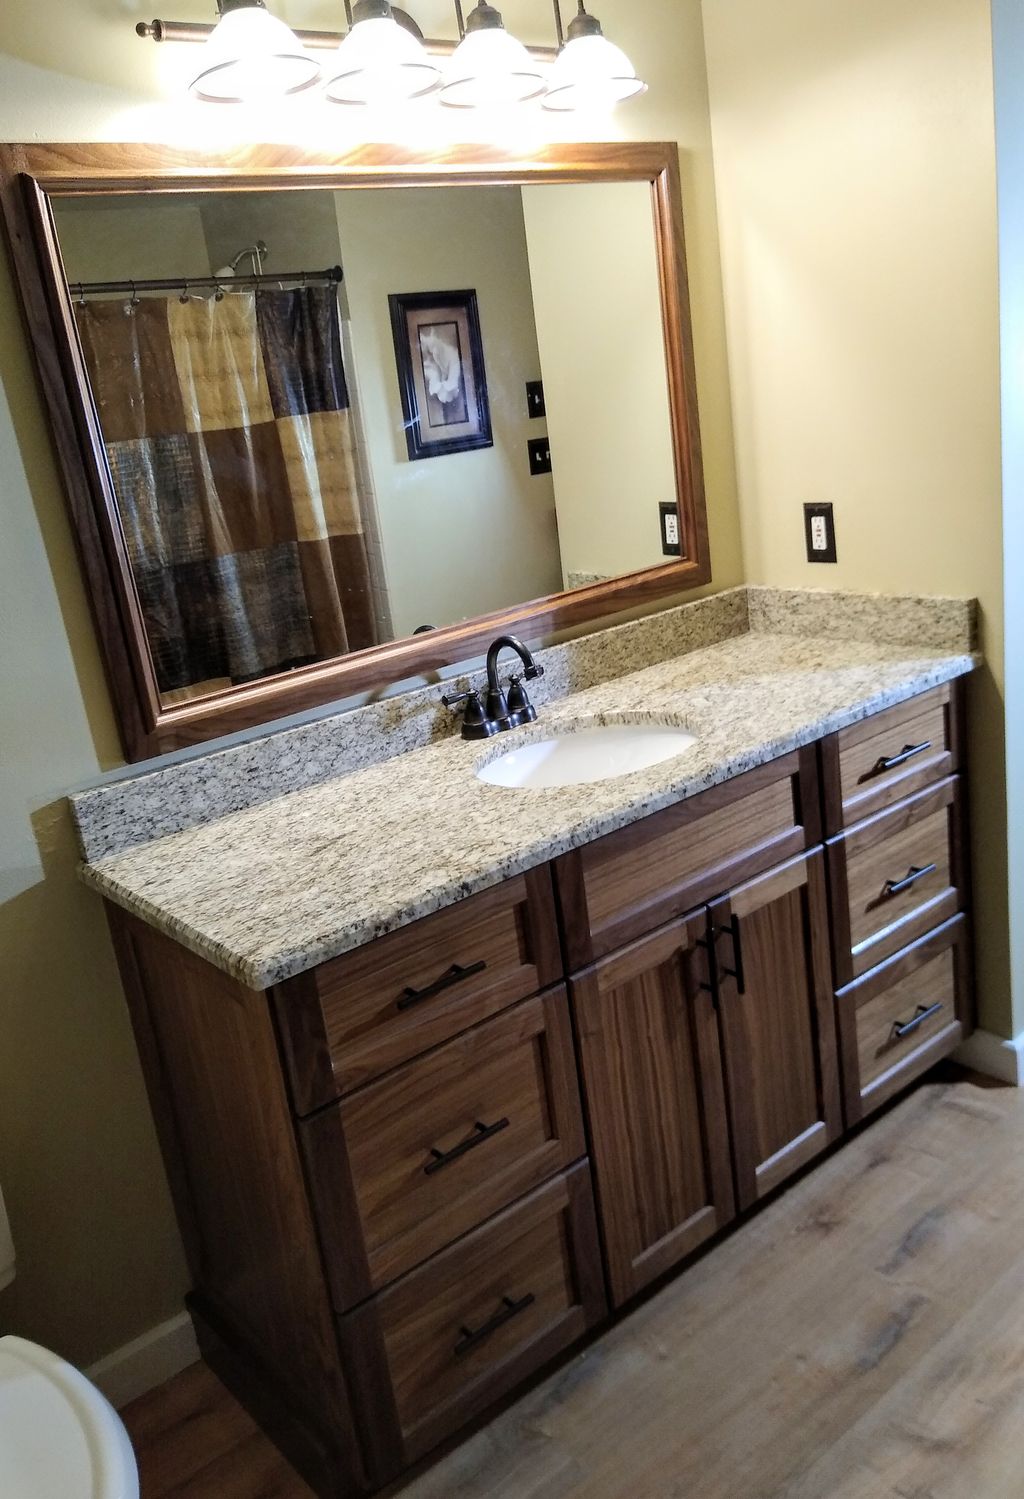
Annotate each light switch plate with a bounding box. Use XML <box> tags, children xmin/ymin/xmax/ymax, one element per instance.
<box><xmin>528</xmin><ymin>437</ymin><xmax>552</xmax><ymax>475</ymax></box>
<box><xmin>804</xmin><ymin>503</ymin><xmax>837</xmax><ymax>563</ymax></box>
<box><xmin>659</xmin><ymin>501</ymin><xmax>681</xmax><ymax>556</ymax></box>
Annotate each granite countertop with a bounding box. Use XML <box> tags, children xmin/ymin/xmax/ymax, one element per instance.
<box><xmin>75</xmin><ymin>595</ymin><xmax>977</xmax><ymax>990</ymax></box>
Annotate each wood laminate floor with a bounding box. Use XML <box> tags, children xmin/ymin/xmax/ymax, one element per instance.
<box><xmin>122</xmin><ymin>1069</ymin><xmax>1024</xmax><ymax>1498</ymax></box>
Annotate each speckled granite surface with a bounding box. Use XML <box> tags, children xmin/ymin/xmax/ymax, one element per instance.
<box><xmin>75</xmin><ymin>588</ymin><xmax>977</xmax><ymax>990</ymax></box>
<box><xmin>71</xmin><ymin>588</ymin><xmax>748</xmax><ymax>864</ymax></box>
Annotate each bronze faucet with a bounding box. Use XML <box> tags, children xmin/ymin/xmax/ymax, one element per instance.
<box><xmin>442</xmin><ymin>634</ymin><xmax>545</xmax><ymax>740</ymax></box>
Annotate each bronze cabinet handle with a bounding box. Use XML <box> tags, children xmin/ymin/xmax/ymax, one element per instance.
<box><xmin>453</xmin><ymin>1293</ymin><xmax>535</xmax><ymax>1358</ymax></box>
<box><xmin>423</xmin><ymin>1117</ymin><xmax>510</xmax><ymax>1176</ymax></box>
<box><xmin>867</xmin><ymin>740</ymin><xmax>932</xmax><ymax>779</ymax></box>
<box><xmin>396</xmin><ymin>959</ymin><xmax>487</xmax><ymax>1012</ymax></box>
<box><xmin>883</xmin><ymin>863</ymin><xmax>937</xmax><ymax>898</ymax></box>
<box><xmin>892</xmin><ymin>1001</ymin><xmax>943</xmax><ymax>1039</ymax></box>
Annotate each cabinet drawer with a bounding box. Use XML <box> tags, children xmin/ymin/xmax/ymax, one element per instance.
<box><xmin>272</xmin><ymin>868</ymin><xmax>561</xmax><ymax>1111</ymax></box>
<box><xmin>822</xmin><ymin>684</ymin><xmax>959</xmax><ymax>832</ymax></box>
<box><xmin>836</xmin><ymin>914</ymin><xmax>971</xmax><ymax>1124</ymax></box>
<box><xmin>554</xmin><ymin>749</ymin><xmax>818</xmax><ymax>968</ymax></box>
<box><xmin>300</xmin><ymin>989</ymin><xmax>586</xmax><ymax>1309</ymax></box>
<box><xmin>342</xmin><ymin>1164</ymin><xmax>606</xmax><ymax>1476</ymax></box>
<box><xmin>827</xmin><ymin>776</ymin><xmax>963</xmax><ymax>984</ymax></box>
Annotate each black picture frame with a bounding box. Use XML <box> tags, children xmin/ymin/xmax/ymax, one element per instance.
<box><xmin>388</xmin><ymin>288</ymin><xmax>493</xmax><ymax>461</ymax></box>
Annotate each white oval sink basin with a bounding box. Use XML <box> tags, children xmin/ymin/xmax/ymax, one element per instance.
<box><xmin>477</xmin><ymin>724</ymin><xmax>698</xmax><ymax>790</ymax></box>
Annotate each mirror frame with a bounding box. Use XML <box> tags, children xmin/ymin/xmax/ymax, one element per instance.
<box><xmin>0</xmin><ymin>142</ymin><xmax>710</xmax><ymax>761</ymax></box>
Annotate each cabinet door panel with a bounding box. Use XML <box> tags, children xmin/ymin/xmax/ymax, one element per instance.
<box><xmin>713</xmin><ymin>850</ymin><xmax>841</xmax><ymax>1211</ymax></box>
<box><xmin>571</xmin><ymin>916</ymin><xmax>735</xmax><ymax>1307</ymax></box>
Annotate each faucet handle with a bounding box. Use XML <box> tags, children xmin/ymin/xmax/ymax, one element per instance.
<box><xmin>506</xmin><ymin>674</ymin><xmax>538</xmax><ymax>724</ymax></box>
<box><xmin>441</xmin><ymin>688</ymin><xmax>488</xmax><ymax>730</ymax></box>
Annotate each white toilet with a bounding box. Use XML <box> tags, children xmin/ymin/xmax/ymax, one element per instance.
<box><xmin>0</xmin><ymin>1190</ymin><xmax>140</xmax><ymax>1498</ymax></box>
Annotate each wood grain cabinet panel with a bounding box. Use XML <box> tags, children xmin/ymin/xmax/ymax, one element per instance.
<box><xmin>300</xmin><ymin>989</ymin><xmax>585</xmax><ymax>1310</ymax></box>
<box><xmin>827</xmin><ymin>775</ymin><xmax>963</xmax><ymax>986</ymax></box>
<box><xmin>272</xmin><ymin>868</ymin><xmax>561</xmax><ymax>1112</ymax></box>
<box><xmin>836</xmin><ymin>914</ymin><xmax>972</xmax><ymax>1124</ymax></box>
<box><xmin>341</xmin><ymin>1164</ymin><xmax>606</xmax><ymax>1478</ymax></box>
<box><xmin>571</xmin><ymin>915</ymin><xmax>735</xmax><ymax>1306</ymax></box>
<box><xmin>821</xmin><ymin>682</ymin><xmax>960</xmax><ymax>832</ymax></box>
<box><xmin>555</xmin><ymin>749</ymin><xmax>819</xmax><ymax>968</ymax></box>
<box><xmin>711</xmin><ymin>850</ymin><xmax>842</xmax><ymax>1212</ymax></box>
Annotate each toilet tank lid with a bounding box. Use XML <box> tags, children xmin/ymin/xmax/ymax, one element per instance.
<box><xmin>0</xmin><ymin>1336</ymin><xmax>138</xmax><ymax>1499</ymax></box>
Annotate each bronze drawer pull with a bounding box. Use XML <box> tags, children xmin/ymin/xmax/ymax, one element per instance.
<box><xmin>892</xmin><ymin>1001</ymin><xmax>943</xmax><ymax>1039</ymax></box>
<box><xmin>396</xmin><ymin>959</ymin><xmax>487</xmax><ymax>1012</ymax></box>
<box><xmin>866</xmin><ymin>740</ymin><xmax>932</xmax><ymax>780</ymax></box>
<box><xmin>883</xmin><ymin>863</ymin><xmax>937</xmax><ymax>899</ymax></box>
<box><xmin>453</xmin><ymin>1293</ymin><xmax>536</xmax><ymax>1358</ymax></box>
<box><xmin>424</xmin><ymin>1117</ymin><xmax>510</xmax><ymax>1176</ymax></box>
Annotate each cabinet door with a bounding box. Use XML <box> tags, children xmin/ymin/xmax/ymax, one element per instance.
<box><xmin>571</xmin><ymin>914</ymin><xmax>735</xmax><ymax>1307</ymax></box>
<box><xmin>711</xmin><ymin>848</ymin><xmax>842</xmax><ymax>1212</ymax></box>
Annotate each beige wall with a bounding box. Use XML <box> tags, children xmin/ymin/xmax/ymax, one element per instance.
<box><xmin>521</xmin><ymin>181</ymin><xmax>676</xmax><ymax>586</ymax></box>
<box><xmin>0</xmin><ymin>0</ymin><xmax>739</xmax><ymax>1368</ymax></box>
<box><xmin>335</xmin><ymin>185</ymin><xmax>561</xmax><ymax>636</ymax></box>
<box><xmin>702</xmin><ymin>0</ymin><xmax>1008</xmax><ymax>1033</ymax></box>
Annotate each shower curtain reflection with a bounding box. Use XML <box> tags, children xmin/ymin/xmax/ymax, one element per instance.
<box><xmin>75</xmin><ymin>284</ymin><xmax>389</xmax><ymax>704</ymax></box>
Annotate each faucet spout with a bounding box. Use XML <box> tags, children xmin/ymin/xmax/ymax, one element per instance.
<box><xmin>485</xmin><ymin>635</ymin><xmax>543</xmax><ymax>699</ymax></box>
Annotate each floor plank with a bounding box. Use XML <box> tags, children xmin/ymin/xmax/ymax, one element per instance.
<box><xmin>121</xmin><ymin>1071</ymin><xmax>1024</xmax><ymax>1499</ymax></box>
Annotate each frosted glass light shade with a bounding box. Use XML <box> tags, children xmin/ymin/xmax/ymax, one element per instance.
<box><xmin>325</xmin><ymin>17</ymin><xmax>441</xmax><ymax>104</ymax></box>
<box><xmin>440</xmin><ymin>27</ymin><xmax>546</xmax><ymax>108</ymax></box>
<box><xmin>543</xmin><ymin>33</ymin><xmax>646</xmax><ymax>111</ymax></box>
<box><xmin>189</xmin><ymin>2</ymin><xmax>320</xmax><ymax>103</ymax></box>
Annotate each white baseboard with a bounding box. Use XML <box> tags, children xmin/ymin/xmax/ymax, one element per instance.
<box><xmin>955</xmin><ymin>1027</ymin><xmax>1024</xmax><ymax>1086</ymax></box>
<box><xmin>86</xmin><ymin>1310</ymin><xmax>198</xmax><ymax>1410</ymax></box>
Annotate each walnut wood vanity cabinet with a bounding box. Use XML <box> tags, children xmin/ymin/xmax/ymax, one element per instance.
<box><xmin>108</xmin><ymin>679</ymin><xmax>973</xmax><ymax>1498</ymax></box>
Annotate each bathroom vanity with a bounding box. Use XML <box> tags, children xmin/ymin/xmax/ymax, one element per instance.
<box><xmin>0</xmin><ymin>137</ymin><xmax>977</xmax><ymax>1499</ymax></box>
<box><xmin>75</xmin><ymin>591</ymin><xmax>975</xmax><ymax>1499</ymax></box>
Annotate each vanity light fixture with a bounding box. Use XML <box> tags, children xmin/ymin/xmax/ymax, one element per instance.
<box><xmin>137</xmin><ymin>0</ymin><xmax>648</xmax><ymax>111</ymax></box>
<box><xmin>185</xmin><ymin>0</ymin><xmax>321</xmax><ymax>103</ymax></box>
<box><xmin>439</xmin><ymin>0</ymin><xmax>545</xmax><ymax>109</ymax></box>
<box><xmin>543</xmin><ymin>1</ymin><xmax>646</xmax><ymax>111</ymax></box>
<box><xmin>324</xmin><ymin>0</ymin><xmax>441</xmax><ymax>105</ymax></box>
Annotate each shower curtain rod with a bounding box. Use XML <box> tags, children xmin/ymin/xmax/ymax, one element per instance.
<box><xmin>69</xmin><ymin>265</ymin><xmax>344</xmax><ymax>297</ymax></box>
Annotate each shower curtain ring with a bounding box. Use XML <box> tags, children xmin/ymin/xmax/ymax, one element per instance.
<box><xmin>129</xmin><ymin>280</ymin><xmax>140</xmax><ymax>308</ymax></box>
<box><xmin>214</xmin><ymin>281</ymin><xmax>225</xmax><ymax>302</ymax></box>
<box><xmin>179</xmin><ymin>281</ymin><xmax>189</xmax><ymax>304</ymax></box>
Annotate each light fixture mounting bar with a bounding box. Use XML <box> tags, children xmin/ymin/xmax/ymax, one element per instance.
<box><xmin>136</xmin><ymin>16</ymin><xmax>558</xmax><ymax>60</ymax></box>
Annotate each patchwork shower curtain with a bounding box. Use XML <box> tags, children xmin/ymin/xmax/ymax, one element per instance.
<box><xmin>75</xmin><ymin>285</ymin><xmax>384</xmax><ymax>699</ymax></box>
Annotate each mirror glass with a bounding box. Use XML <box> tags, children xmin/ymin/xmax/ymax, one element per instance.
<box><xmin>52</xmin><ymin>182</ymin><xmax>679</xmax><ymax>708</ymax></box>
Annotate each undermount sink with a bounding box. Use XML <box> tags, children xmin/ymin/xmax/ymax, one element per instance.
<box><xmin>476</xmin><ymin>723</ymin><xmax>698</xmax><ymax>790</ymax></box>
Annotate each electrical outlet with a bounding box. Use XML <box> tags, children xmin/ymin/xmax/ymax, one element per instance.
<box><xmin>804</xmin><ymin>503</ymin><xmax>837</xmax><ymax>563</ymax></box>
<box><xmin>528</xmin><ymin>437</ymin><xmax>552</xmax><ymax>475</ymax></box>
<box><xmin>525</xmin><ymin>380</ymin><xmax>546</xmax><ymax>418</ymax></box>
<box><xmin>659</xmin><ymin>501</ymin><xmax>681</xmax><ymax>556</ymax></box>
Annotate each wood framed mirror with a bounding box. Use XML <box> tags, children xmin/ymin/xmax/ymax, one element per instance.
<box><xmin>0</xmin><ymin>142</ymin><xmax>709</xmax><ymax>761</ymax></box>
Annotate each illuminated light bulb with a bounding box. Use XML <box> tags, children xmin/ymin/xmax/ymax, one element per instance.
<box><xmin>440</xmin><ymin>1</ymin><xmax>545</xmax><ymax>109</ymax></box>
<box><xmin>189</xmin><ymin>0</ymin><xmax>321</xmax><ymax>103</ymax></box>
<box><xmin>543</xmin><ymin>5</ymin><xmax>646</xmax><ymax>112</ymax></box>
<box><xmin>325</xmin><ymin>0</ymin><xmax>441</xmax><ymax>105</ymax></box>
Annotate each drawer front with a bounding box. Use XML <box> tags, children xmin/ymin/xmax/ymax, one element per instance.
<box><xmin>342</xmin><ymin>1164</ymin><xmax>606</xmax><ymax>1473</ymax></box>
<box><xmin>824</xmin><ymin>684</ymin><xmax>959</xmax><ymax>832</ymax></box>
<box><xmin>555</xmin><ymin>750</ymin><xmax>818</xmax><ymax>968</ymax></box>
<box><xmin>301</xmin><ymin>989</ymin><xmax>586</xmax><ymax>1308</ymax></box>
<box><xmin>273</xmin><ymin>868</ymin><xmax>561</xmax><ymax>1111</ymax></box>
<box><xmin>836</xmin><ymin>914</ymin><xmax>971</xmax><ymax>1123</ymax></box>
<box><xmin>828</xmin><ymin>775</ymin><xmax>962</xmax><ymax>984</ymax></box>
